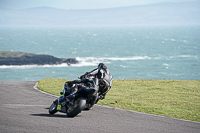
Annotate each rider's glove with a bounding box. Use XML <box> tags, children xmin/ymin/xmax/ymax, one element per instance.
<box><xmin>99</xmin><ymin>95</ymin><xmax>105</xmax><ymax>99</ymax></box>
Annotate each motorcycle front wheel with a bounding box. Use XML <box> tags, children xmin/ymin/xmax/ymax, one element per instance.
<box><xmin>49</xmin><ymin>100</ymin><xmax>58</xmax><ymax>114</ymax></box>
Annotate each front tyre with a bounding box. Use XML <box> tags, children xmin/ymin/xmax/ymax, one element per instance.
<box><xmin>66</xmin><ymin>98</ymin><xmax>86</xmax><ymax>117</ymax></box>
<box><xmin>49</xmin><ymin>100</ymin><xmax>58</xmax><ymax>114</ymax></box>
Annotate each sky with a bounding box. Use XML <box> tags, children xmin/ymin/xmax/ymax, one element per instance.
<box><xmin>0</xmin><ymin>0</ymin><xmax>197</xmax><ymax>10</ymax></box>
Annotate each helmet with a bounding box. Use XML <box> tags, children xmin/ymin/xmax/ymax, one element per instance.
<box><xmin>98</xmin><ymin>63</ymin><xmax>107</xmax><ymax>70</ymax></box>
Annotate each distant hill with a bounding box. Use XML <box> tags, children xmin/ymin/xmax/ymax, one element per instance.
<box><xmin>0</xmin><ymin>51</ymin><xmax>78</xmax><ymax>65</ymax></box>
<box><xmin>0</xmin><ymin>1</ymin><xmax>200</xmax><ymax>27</ymax></box>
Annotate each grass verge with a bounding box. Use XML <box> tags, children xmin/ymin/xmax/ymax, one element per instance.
<box><xmin>37</xmin><ymin>78</ymin><xmax>200</xmax><ymax>122</ymax></box>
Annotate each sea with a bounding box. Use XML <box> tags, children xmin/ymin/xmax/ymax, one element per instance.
<box><xmin>0</xmin><ymin>26</ymin><xmax>200</xmax><ymax>81</ymax></box>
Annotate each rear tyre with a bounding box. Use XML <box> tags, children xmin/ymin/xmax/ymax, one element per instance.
<box><xmin>49</xmin><ymin>100</ymin><xmax>58</xmax><ymax>114</ymax></box>
<box><xmin>66</xmin><ymin>98</ymin><xmax>86</xmax><ymax>117</ymax></box>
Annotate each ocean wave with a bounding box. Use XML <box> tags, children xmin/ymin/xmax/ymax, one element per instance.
<box><xmin>0</xmin><ymin>56</ymin><xmax>151</xmax><ymax>68</ymax></box>
<box><xmin>177</xmin><ymin>55</ymin><xmax>198</xmax><ymax>58</ymax></box>
<box><xmin>76</xmin><ymin>56</ymin><xmax>151</xmax><ymax>61</ymax></box>
<box><xmin>0</xmin><ymin>62</ymin><xmax>100</xmax><ymax>69</ymax></box>
<box><xmin>75</xmin><ymin>56</ymin><xmax>151</xmax><ymax>67</ymax></box>
<box><xmin>169</xmin><ymin>55</ymin><xmax>198</xmax><ymax>59</ymax></box>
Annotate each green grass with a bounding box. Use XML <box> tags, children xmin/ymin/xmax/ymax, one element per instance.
<box><xmin>37</xmin><ymin>78</ymin><xmax>200</xmax><ymax>122</ymax></box>
<box><xmin>0</xmin><ymin>51</ymin><xmax>24</xmax><ymax>57</ymax></box>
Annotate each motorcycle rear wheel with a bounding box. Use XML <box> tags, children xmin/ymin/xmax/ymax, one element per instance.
<box><xmin>49</xmin><ymin>100</ymin><xmax>58</xmax><ymax>114</ymax></box>
<box><xmin>66</xmin><ymin>98</ymin><xmax>86</xmax><ymax>117</ymax></box>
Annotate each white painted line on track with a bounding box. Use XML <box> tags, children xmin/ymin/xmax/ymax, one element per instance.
<box><xmin>2</xmin><ymin>104</ymin><xmax>47</xmax><ymax>107</ymax></box>
<box><xmin>1</xmin><ymin>104</ymin><xmax>47</xmax><ymax>108</ymax></box>
<box><xmin>33</xmin><ymin>82</ymin><xmax>59</xmax><ymax>98</ymax></box>
<box><xmin>34</xmin><ymin>82</ymin><xmax>200</xmax><ymax>124</ymax></box>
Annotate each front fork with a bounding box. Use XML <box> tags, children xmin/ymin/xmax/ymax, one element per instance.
<box><xmin>57</xmin><ymin>87</ymin><xmax>65</xmax><ymax>110</ymax></box>
<box><xmin>57</xmin><ymin>87</ymin><xmax>77</xmax><ymax>111</ymax></box>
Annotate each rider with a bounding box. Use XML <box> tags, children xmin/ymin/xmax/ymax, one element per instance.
<box><xmin>80</xmin><ymin>63</ymin><xmax>112</xmax><ymax>100</ymax></box>
<box><xmin>57</xmin><ymin>63</ymin><xmax>112</xmax><ymax>111</ymax></box>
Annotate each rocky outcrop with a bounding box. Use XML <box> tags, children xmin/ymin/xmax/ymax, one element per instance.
<box><xmin>0</xmin><ymin>51</ymin><xmax>78</xmax><ymax>65</ymax></box>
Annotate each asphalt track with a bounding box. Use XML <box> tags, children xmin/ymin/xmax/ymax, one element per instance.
<box><xmin>0</xmin><ymin>81</ymin><xmax>199</xmax><ymax>133</ymax></box>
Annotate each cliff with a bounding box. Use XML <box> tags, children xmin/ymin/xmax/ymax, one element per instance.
<box><xmin>0</xmin><ymin>51</ymin><xmax>78</xmax><ymax>65</ymax></box>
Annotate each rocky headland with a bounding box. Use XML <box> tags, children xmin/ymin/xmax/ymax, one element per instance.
<box><xmin>0</xmin><ymin>51</ymin><xmax>78</xmax><ymax>65</ymax></box>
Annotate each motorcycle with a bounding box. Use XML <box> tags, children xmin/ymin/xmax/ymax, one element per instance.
<box><xmin>49</xmin><ymin>81</ymin><xmax>98</xmax><ymax>117</ymax></box>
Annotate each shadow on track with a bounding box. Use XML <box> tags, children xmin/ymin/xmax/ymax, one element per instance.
<box><xmin>30</xmin><ymin>113</ymin><xmax>76</xmax><ymax>118</ymax></box>
<box><xmin>31</xmin><ymin>113</ymin><xmax>66</xmax><ymax>117</ymax></box>
<box><xmin>30</xmin><ymin>107</ymin><xmax>83</xmax><ymax>118</ymax></box>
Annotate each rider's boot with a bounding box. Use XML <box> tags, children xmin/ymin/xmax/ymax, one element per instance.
<box><xmin>57</xmin><ymin>99</ymin><xmax>62</xmax><ymax>111</ymax></box>
<box><xmin>66</xmin><ymin>87</ymin><xmax>78</xmax><ymax>105</ymax></box>
<box><xmin>57</xmin><ymin>96</ymin><xmax>65</xmax><ymax>111</ymax></box>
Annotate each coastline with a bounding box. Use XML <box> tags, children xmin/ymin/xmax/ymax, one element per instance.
<box><xmin>0</xmin><ymin>51</ymin><xmax>78</xmax><ymax>66</ymax></box>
